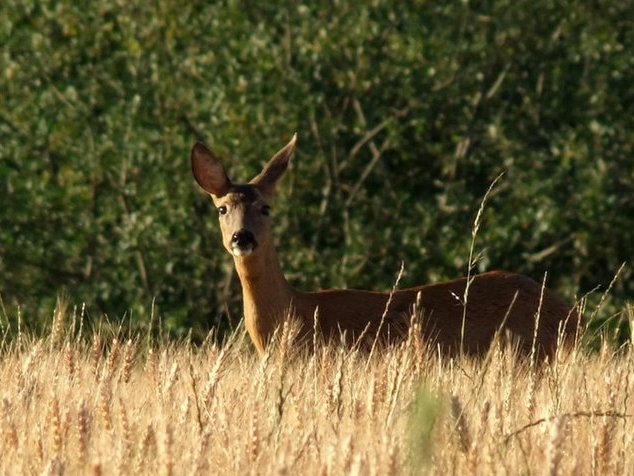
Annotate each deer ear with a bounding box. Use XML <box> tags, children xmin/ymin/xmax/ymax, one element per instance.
<box><xmin>250</xmin><ymin>134</ymin><xmax>296</xmax><ymax>196</ymax></box>
<box><xmin>191</xmin><ymin>142</ymin><xmax>232</xmax><ymax>197</ymax></box>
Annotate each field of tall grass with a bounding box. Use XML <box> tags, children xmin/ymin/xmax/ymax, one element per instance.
<box><xmin>1</xmin><ymin>302</ymin><xmax>633</xmax><ymax>475</ymax></box>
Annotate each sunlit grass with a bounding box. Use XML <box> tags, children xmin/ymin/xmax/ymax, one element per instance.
<box><xmin>1</xmin><ymin>306</ymin><xmax>632</xmax><ymax>475</ymax></box>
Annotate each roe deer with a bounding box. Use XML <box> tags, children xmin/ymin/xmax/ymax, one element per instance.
<box><xmin>191</xmin><ymin>134</ymin><xmax>581</xmax><ymax>357</ymax></box>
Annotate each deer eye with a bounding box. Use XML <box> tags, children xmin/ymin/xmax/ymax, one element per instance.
<box><xmin>261</xmin><ymin>205</ymin><xmax>271</xmax><ymax>216</ymax></box>
<box><xmin>218</xmin><ymin>206</ymin><xmax>228</xmax><ymax>216</ymax></box>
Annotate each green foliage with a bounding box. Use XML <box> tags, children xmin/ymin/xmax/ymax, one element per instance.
<box><xmin>1</xmin><ymin>1</ymin><xmax>632</xmax><ymax>336</ymax></box>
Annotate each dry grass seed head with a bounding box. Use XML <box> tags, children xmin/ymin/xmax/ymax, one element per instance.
<box><xmin>64</xmin><ymin>343</ymin><xmax>75</xmax><ymax>378</ymax></box>
<box><xmin>76</xmin><ymin>399</ymin><xmax>90</xmax><ymax>463</ymax></box>
<box><xmin>467</xmin><ymin>401</ymin><xmax>491</xmax><ymax>472</ymax></box>
<box><xmin>146</xmin><ymin>348</ymin><xmax>160</xmax><ymax>394</ymax></box>
<box><xmin>548</xmin><ymin>416</ymin><xmax>569</xmax><ymax>476</ymax></box>
<box><xmin>278</xmin><ymin>318</ymin><xmax>291</xmax><ymax>367</ymax></box>
<box><xmin>51</xmin><ymin>297</ymin><xmax>67</xmax><ymax>348</ymax></box>
<box><xmin>330</xmin><ymin>348</ymin><xmax>345</xmax><ymax>419</ymax></box>
<box><xmin>90</xmin><ymin>336</ymin><xmax>102</xmax><ymax>381</ymax></box>
<box><xmin>121</xmin><ymin>339</ymin><xmax>135</xmax><ymax>384</ymax></box>
<box><xmin>118</xmin><ymin>398</ymin><xmax>133</xmax><ymax>469</ymax></box>
<box><xmin>598</xmin><ymin>380</ymin><xmax>618</xmax><ymax>474</ymax></box>
<box><xmin>135</xmin><ymin>424</ymin><xmax>157</xmax><ymax>474</ymax></box>
<box><xmin>203</xmin><ymin>345</ymin><xmax>228</xmax><ymax>406</ymax></box>
<box><xmin>163</xmin><ymin>362</ymin><xmax>179</xmax><ymax>401</ymax></box>
<box><xmin>106</xmin><ymin>338</ymin><xmax>120</xmax><ymax>379</ymax></box>
<box><xmin>526</xmin><ymin>372</ymin><xmax>538</xmax><ymax>422</ymax></box>
<box><xmin>451</xmin><ymin>395</ymin><xmax>472</xmax><ymax>453</ymax></box>
<box><xmin>20</xmin><ymin>341</ymin><xmax>43</xmax><ymax>386</ymax></box>
<box><xmin>248</xmin><ymin>403</ymin><xmax>259</xmax><ymax>463</ymax></box>
<box><xmin>98</xmin><ymin>383</ymin><xmax>112</xmax><ymax>433</ymax></box>
<box><xmin>49</xmin><ymin>397</ymin><xmax>62</xmax><ymax>456</ymax></box>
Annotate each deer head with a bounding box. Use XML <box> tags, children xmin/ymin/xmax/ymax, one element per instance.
<box><xmin>191</xmin><ymin>135</ymin><xmax>296</xmax><ymax>259</ymax></box>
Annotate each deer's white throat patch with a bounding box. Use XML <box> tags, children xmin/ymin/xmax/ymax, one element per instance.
<box><xmin>232</xmin><ymin>246</ymin><xmax>253</xmax><ymax>257</ymax></box>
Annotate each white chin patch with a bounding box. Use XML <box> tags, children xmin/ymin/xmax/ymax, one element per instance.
<box><xmin>232</xmin><ymin>246</ymin><xmax>253</xmax><ymax>257</ymax></box>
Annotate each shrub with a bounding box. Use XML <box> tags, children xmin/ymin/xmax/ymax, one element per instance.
<box><xmin>1</xmin><ymin>1</ymin><xmax>631</xmax><ymax>337</ymax></box>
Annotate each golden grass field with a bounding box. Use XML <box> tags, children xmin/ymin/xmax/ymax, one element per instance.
<box><xmin>1</xmin><ymin>304</ymin><xmax>633</xmax><ymax>476</ymax></box>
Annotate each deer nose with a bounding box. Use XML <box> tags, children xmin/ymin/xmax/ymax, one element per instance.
<box><xmin>231</xmin><ymin>229</ymin><xmax>256</xmax><ymax>247</ymax></box>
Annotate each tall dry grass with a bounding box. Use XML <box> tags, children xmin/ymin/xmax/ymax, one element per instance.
<box><xmin>1</xmin><ymin>306</ymin><xmax>633</xmax><ymax>476</ymax></box>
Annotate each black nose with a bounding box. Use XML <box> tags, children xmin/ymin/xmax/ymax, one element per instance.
<box><xmin>231</xmin><ymin>229</ymin><xmax>256</xmax><ymax>247</ymax></box>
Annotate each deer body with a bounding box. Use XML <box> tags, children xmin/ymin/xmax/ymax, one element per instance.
<box><xmin>192</xmin><ymin>135</ymin><xmax>580</xmax><ymax>356</ymax></box>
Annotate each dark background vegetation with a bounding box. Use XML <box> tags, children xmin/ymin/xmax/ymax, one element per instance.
<box><xmin>1</xmin><ymin>1</ymin><xmax>632</xmax><ymax>338</ymax></box>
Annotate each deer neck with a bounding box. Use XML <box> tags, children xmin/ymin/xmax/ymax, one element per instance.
<box><xmin>233</xmin><ymin>245</ymin><xmax>294</xmax><ymax>352</ymax></box>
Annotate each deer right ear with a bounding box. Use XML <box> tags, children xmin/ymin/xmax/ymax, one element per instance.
<box><xmin>250</xmin><ymin>133</ymin><xmax>297</xmax><ymax>197</ymax></box>
<box><xmin>191</xmin><ymin>142</ymin><xmax>232</xmax><ymax>197</ymax></box>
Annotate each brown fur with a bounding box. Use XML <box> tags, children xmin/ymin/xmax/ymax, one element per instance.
<box><xmin>191</xmin><ymin>136</ymin><xmax>581</xmax><ymax>357</ymax></box>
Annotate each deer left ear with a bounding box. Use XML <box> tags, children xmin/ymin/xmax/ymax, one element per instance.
<box><xmin>191</xmin><ymin>142</ymin><xmax>232</xmax><ymax>198</ymax></box>
<box><xmin>250</xmin><ymin>133</ymin><xmax>296</xmax><ymax>196</ymax></box>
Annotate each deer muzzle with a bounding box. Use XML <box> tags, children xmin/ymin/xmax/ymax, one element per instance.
<box><xmin>231</xmin><ymin>229</ymin><xmax>258</xmax><ymax>256</ymax></box>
